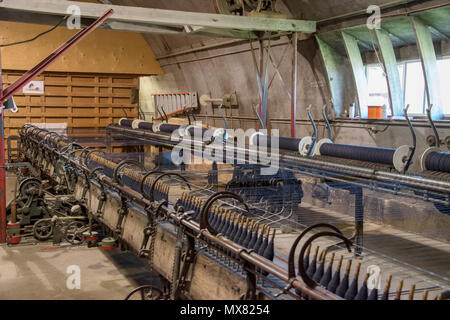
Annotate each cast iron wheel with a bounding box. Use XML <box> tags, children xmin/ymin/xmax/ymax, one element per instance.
<box><xmin>124</xmin><ymin>285</ymin><xmax>163</xmax><ymax>300</ymax></box>
<box><xmin>64</xmin><ymin>221</ymin><xmax>86</xmax><ymax>245</ymax></box>
<box><xmin>33</xmin><ymin>219</ymin><xmax>53</xmax><ymax>241</ymax></box>
<box><xmin>19</xmin><ymin>178</ymin><xmax>41</xmax><ymax>197</ymax></box>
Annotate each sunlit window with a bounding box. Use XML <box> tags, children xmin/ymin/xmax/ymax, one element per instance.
<box><xmin>366</xmin><ymin>66</ymin><xmax>389</xmax><ymax>108</ymax></box>
<box><xmin>404</xmin><ymin>61</ymin><xmax>426</xmax><ymax>114</ymax></box>
<box><xmin>366</xmin><ymin>57</ymin><xmax>450</xmax><ymax>116</ymax></box>
<box><xmin>438</xmin><ymin>58</ymin><xmax>450</xmax><ymax>114</ymax></box>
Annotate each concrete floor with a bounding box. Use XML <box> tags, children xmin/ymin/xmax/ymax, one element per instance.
<box><xmin>1</xmin><ymin>172</ymin><xmax>157</xmax><ymax>300</ymax></box>
<box><xmin>0</xmin><ymin>243</ymin><xmax>156</xmax><ymax>300</ymax></box>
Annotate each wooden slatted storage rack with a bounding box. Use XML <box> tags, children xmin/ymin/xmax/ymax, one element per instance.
<box><xmin>2</xmin><ymin>71</ymin><xmax>139</xmax><ymax>153</ymax></box>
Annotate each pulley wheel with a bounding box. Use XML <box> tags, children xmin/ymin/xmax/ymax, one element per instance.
<box><xmin>33</xmin><ymin>219</ymin><xmax>53</xmax><ymax>241</ymax></box>
<box><xmin>299</xmin><ymin>136</ymin><xmax>314</xmax><ymax>156</ymax></box>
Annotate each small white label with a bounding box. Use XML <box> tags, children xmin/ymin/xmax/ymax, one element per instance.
<box><xmin>23</xmin><ymin>81</ymin><xmax>44</xmax><ymax>94</ymax></box>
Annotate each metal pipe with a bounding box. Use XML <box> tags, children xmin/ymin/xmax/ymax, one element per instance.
<box><xmin>159</xmin><ymin>41</ymin><xmax>290</xmax><ymax>68</ymax></box>
<box><xmin>291</xmin><ymin>32</ymin><xmax>298</xmax><ymax>138</ymax></box>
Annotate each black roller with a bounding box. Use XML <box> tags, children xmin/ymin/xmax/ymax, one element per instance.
<box><xmin>320</xmin><ymin>143</ymin><xmax>395</xmax><ymax>165</ymax></box>
<box><xmin>159</xmin><ymin>123</ymin><xmax>181</xmax><ymax>134</ymax></box>
<box><xmin>138</xmin><ymin>121</ymin><xmax>154</xmax><ymax>131</ymax></box>
<box><xmin>254</xmin><ymin>134</ymin><xmax>302</xmax><ymax>152</ymax></box>
<box><xmin>188</xmin><ymin>126</ymin><xmax>210</xmax><ymax>137</ymax></box>
<box><xmin>119</xmin><ymin>119</ymin><xmax>133</xmax><ymax>127</ymax></box>
<box><xmin>425</xmin><ymin>151</ymin><xmax>450</xmax><ymax>173</ymax></box>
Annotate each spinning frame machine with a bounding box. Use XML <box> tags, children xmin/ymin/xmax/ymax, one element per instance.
<box><xmin>0</xmin><ymin>2</ymin><xmax>447</xmax><ymax>301</ymax></box>
<box><xmin>15</xmin><ymin>107</ymin><xmax>450</xmax><ymax>300</ymax></box>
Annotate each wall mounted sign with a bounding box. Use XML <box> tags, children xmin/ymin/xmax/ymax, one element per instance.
<box><xmin>23</xmin><ymin>81</ymin><xmax>44</xmax><ymax>94</ymax></box>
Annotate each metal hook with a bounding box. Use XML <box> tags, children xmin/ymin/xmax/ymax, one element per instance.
<box><xmin>121</xmin><ymin>106</ymin><xmax>128</xmax><ymax>118</ymax></box>
<box><xmin>287</xmin><ymin>223</ymin><xmax>345</xmax><ymax>279</ymax></box>
<box><xmin>322</xmin><ymin>104</ymin><xmax>333</xmax><ymax>142</ymax></box>
<box><xmin>183</xmin><ymin>106</ymin><xmax>192</xmax><ymax>125</ymax></box>
<box><xmin>297</xmin><ymin>231</ymin><xmax>353</xmax><ymax>288</ymax></box>
<box><xmin>426</xmin><ymin>104</ymin><xmax>440</xmax><ymax>148</ymax></box>
<box><xmin>188</xmin><ymin>107</ymin><xmax>197</xmax><ymax>123</ymax></box>
<box><xmin>158</xmin><ymin>106</ymin><xmax>168</xmax><ymax>123</ymax></box>
<box><xmin>200</xmin><ymin>191</ymin><xmax>249</xmax><ymax>236</ymax></box>
<box><xmin>307</xmin><ymin>105</ymin><xmax>318</xmax><ymax>156</ymax></box>
<box><xmin>403</xmin><ymin>104</ymin><xmax>417</xmax><ymax>172</ymax></box>
<box><xmin>254</xmin><ymin>104</ymin><xmax>265</xmax><ymax>130</ymax></box>
<box><xmin>218</xmin><ymin>104</ymin><xmax>229</xmax><ymax>142</ymax></box>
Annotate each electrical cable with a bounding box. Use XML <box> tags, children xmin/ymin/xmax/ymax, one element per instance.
<box><xmin>0</xmin><ymin>16</ymin><xmax>68</xmax><ymax>48</ymax></box>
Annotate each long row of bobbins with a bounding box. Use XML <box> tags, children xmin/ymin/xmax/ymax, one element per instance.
<box><xmin>249</xmin><ymin>132</ymin><xmax>315</xmax><ymax>156</ymax></box>
<box><xmin>177</xmin><ymin>193</ymin><xmax>276</xmax><ymax>267</ymax></box>
<box><xmin>250</xmin><ymin>133</ymin><xmax>412</xmax><ymax>172</ymax></box>
<box><xmin>314</xmin><ymin>139</ymin><xmax>413</xmax><ymax>173</ymax></box>
<box><xmin>118</xmin><ymin>118</ymin><xmax>229</xmax><ymax>141</ymax></box>
<box><xmin>300</xmin><ymin>246</ymin><xmax>442</xmax><ymax>300</ymax></box>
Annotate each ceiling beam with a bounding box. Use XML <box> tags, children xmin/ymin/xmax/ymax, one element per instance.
<box><xmin>0</xmin><ymin>0</ymin><xmax>316</xmax><ymax>35</ymax></box>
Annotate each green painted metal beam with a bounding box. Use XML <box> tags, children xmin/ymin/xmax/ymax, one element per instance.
<box><xmin>374</xmin><ymin>28</ymin><xmax>404</xmax><ymax>116</ymax></box>
<box><xmin>316</xmin><ymin>36</ymin><xmax>347</xmax><ymax>117</ymax></box>
<box><xmin>410</xmin><ymin>16</ymin><xmax>443</xmax><ymax>119</ymax></box>
<box><xmin>341</xmin><ymin>32</ymin><xmax>369</xmax><ymax>119</ymax></box>
<box><xmin>0</xmin><ymin>0</ymin><xmax>316</xmax><ymax>35</ymax></box>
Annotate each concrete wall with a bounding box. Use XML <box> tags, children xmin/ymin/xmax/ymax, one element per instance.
<box><xmin>127</xmin><ymin>0</ymin><xmax>450</xmax><ymax>172</ymax></box>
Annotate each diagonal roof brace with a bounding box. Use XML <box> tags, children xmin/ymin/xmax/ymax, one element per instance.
<box><xmin>0</xmin><ymin>9</ymin><xmax>114</xmax><ymax>104</ymax></box>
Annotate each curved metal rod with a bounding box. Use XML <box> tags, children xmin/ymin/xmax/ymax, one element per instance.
<box><xmin>218</xmin><ymin>104</ymin><xmax>229</xmax><ymax>141</ymax></box>
<box><xmin>148</xmin><ymin>173</ymin><xmax>191</xmax><ymax>202</ymax></box>
<box><xmin>183</xmin><ymin>106</ymin><xmax>192</xmax><ymax>125</ymax></box>
<box><xmin>83</xmin><ymin>149</ymin><xmax>105</xmax><ymax>167</ymax></box>
<box><xmin>124</xmin><ymin>285</ymin><xmax>163</xmax><ymax>300</ymax></box>
<box><xmin>322</xmin><ymin>104</ymin><xmax>333</xmax><ymax>142</ymax></box>
<box><xmin>158</xmin><ymin>106</ymin><xmax>168</xmax><ymax>123</ymax></box>
<box><xmin>297</xmin><ymin>231</ymin><xmax>353</xmax><ymax>289</ymax></box>
<box><xmin>88</xmin><ymin>166</ymin><xmax>105</xmax><ymax>180</ymax></box>
<box><xmin>426</xmin><ymin>104</ymin><xmax>440</xmax><ymax>148</ymax></box>
<box><xmin>307</xmin><ymin>105</ymin><xmax>318</xmax><ymax>156</ymax></box>
<box><xmin>200</xmin><ymin>191</ymin><xmax>249</xmax><ymax>236</ymax></box>
<box><xmin>188</xmin><ymin>107</ymin><xmax>197</xmax><ymax>123</ymax></box>
<box><xmin>287</xmin><ymin>223</ymin><xmax>345</xmax><ymax>279</ymax></box>
<box><xmin>254</xmin><ymin>104</ymin><xmax>265</xmax><ymax>130</ymax></box>
<box><xmin>403</xmin><ymin>104</ymin><xmax>417</xmax><ymax>172</ymax></box>
<box><xmin>113</xmin><ymin>159</ymin><xmax>146</xmax><ymax>185</ymax></box>
<box><xmin>139</xmin><ymin>170</ymin><xmax>165</xmax><ymax>197</ymax></box>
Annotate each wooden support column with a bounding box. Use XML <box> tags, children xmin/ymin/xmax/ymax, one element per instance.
<box><xmin>341</xmin><ymin>32</ymin><xmax>369</xmax><ymax>119</ymax></box>
<box><xmin>316</xmin><ymin>36</ymin><xmax>346</xmax><ymax>117</ymax></box>
<box><xmin>374</xmin><ymin>29</ymin><xmax>404</xmax><ymax>116</ymax></box>
<box><xmin>410</xmin><ymin>16</ymin><xmax>443</xmax><ymax>119</ymax></box>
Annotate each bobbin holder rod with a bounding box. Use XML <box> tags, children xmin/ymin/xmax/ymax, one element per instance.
<box><xmin>403</xmin><ymin>105</ymin><xmax>416</xmax><ymax>172</ymax></box>
<box><xmin>322</xmin><ymin>104</ymin><xmax>333</xmax><ymax>141</ymax></box>
<box><xmin>307</xmin><ymin>106</ymin><xmax>318</xmax><ymax>156</ymax></box>
<box><xmin>20</xmin><ymin>127</ymin><xmax>343</xmax><ymax>300</ymax></box>
<box><xmin>426</xmin><ymin>104</ymin><xmax>440</xmax><ymax>148</ymax></box>
<box><xmin>254</xmin><ymin>104</ymin><xmax>265</xmax><ymax>130</ymax></box>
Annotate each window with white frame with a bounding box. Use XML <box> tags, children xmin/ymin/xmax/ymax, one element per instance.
<box><xmin>366</xmin><ymin>57</ymin><xmax>450</xmax><ymax>116</ymax></box>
